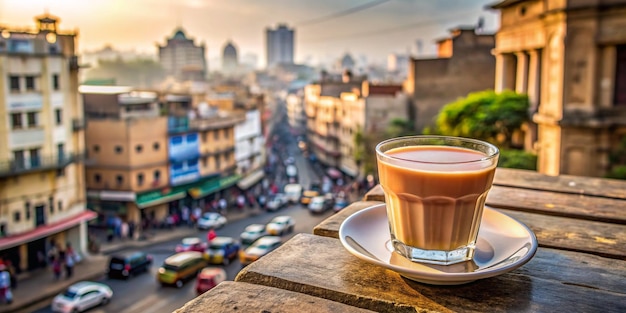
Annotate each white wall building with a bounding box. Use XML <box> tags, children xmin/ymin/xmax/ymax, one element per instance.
<box><xmin>234</xmin><ymin>109</ymin><xmax>266</xmax><ymax>191</ymax></box>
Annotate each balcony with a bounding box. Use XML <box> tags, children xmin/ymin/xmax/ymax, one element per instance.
<box><xmin>72</xmin><ymin>118</ymin><xmax>85</xmax><ymax>131</ymax></box>
<box><xmin>0</xmin><ymin>153</ymin><xmax>80</xmax><ymax>178</ymax></box>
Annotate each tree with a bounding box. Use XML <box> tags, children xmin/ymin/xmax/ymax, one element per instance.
<box><xmin>435</xmin><ymin>90</ymin><xmax>529</xmax><ymax>148</ymax></box>
<box><xmin>385</xmin><ymin>118</ymin><xmax>416</xmax><ymax>138</ymax></box>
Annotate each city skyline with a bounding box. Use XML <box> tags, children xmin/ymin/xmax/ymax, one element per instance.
<box><xmin>1</xmin><ymin>0</ymin><xmax>499</xmax><ymax>67</ymax></box>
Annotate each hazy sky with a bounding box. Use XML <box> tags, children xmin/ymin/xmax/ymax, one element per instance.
<box><xmin>1</xmin><ymin>0</ymin><xmax>500</xmax><ymax>66</ymax></box>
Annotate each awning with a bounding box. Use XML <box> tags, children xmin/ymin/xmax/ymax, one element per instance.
<box><xmin>136</xmin><ymin>188</ymin><xmax>186</xmax><ymax>209</ymax></box>
<box><xmin>237</xmin><ymin>169</ymin><xmax>265</xmax><ymax>190</ymax></box>
<box><xmin>87</xmin><ymin>190</ymin><xmax>136</xmax><ymax>202</ymax></box>
<box><xmin>189</xmin><ymin>174</ymin><xmax>241</xmax><ymax>199</ymax></box>
<box><xmin>0</xmin><ymin>210</ymin><xmax>97</xmax><ymax>250</ymax></box>
<box><xmin>326</xmin><ymin>168</ymin><xmax>343</xmax><ymax>179</ymax></box>
<box><xmin>340</xmin><ymin>165</ymin><xmax>358</xmax><ymax>177</ymax></box>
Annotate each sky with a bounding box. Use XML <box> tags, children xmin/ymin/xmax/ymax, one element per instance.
<box><xmin>0</xmin><ymin>0</ymin><xmax>500</xmax><ymax>67</ymax></box>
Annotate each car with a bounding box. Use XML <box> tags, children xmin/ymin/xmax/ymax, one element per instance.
<box><xmin>300</xmin><ymin>190</ymin><xmax>319</xmax><ymax>205</ymax></box>
<box><xmin>240</xmin><ymin>224</ymin><xmax>269</xmax><ymax>246</ymax></box>
<box><xmin>203</xmin><ymin>236</ymin><xmax>240</xmax><ymax>265</ymax></box>
<box><xmin>175</xmin><ymin>237</ymin><xmax>208</xmax><ymax>253</ymax></box>
<box><xmin>197</xmin><ymin>212</ymin><xmax>227</xmax><ymax>230</ymax></box>
<box><xmin>265</xmin><ymin>216</ymin><xmax>295</xmax><ymax>236</ymax></box>
<box><xmin>106</xmin><ymin>251</ymin><xmax>152</xmax><ymax>279</ymax></box>
<box><xmin>195</xmin><ymin>267</ymin><xmax>227</xmax><ymax>295</ymax></box>
<box><xmin>239</xmin><ymin>236</ymin><xmax>282</xmax><ymax>266</ymax></box>
<box><xmin>157</xmin><ymin>251</ymin><xmax>207</xmax><ymax>288</ymax></box>
<box><xmin>52</xmin><ymin>281</ymin><xmax>112</xmax><ymax>313</ymax></box>
<box><xmin>284</xmin><ymin>156</ymin><xmax>295</xmax><ymax>165</ymax></box>
<box><xmin>266</xmin><ymin>193</ymin><xmax>287</xmax><ymax>211</ymax></box>
<box><xmin>308</xmin><ymin>196</ymin><xmax>332</xmax><ymax>214</ymax></box>
<box><xmin>286</xmin><ymin>164</ymin><xmax>298</xmax><ymax>178</ymax></box>
<box><xmin>333</xmin><ymin>198</ymin><xmax>350</xmax><ymax>213</ymax></box>
<box><xmin>284</xmin><ymin>184</ymin><xmax>303</xmax><ymax>203</ymax></box>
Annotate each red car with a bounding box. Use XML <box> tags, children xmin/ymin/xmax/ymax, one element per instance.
<box><xmin>175</xmin><ymin>237</ymin><xmax>207</xmax><ymax>253</ymax></box>
<box><xmin>195</xmin><ymin>267</ymin><xmax>227</xmax><ymax>294</ymax></box>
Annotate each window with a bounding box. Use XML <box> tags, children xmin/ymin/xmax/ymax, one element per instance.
<box><xmin>202</xmin><ymin>157</ymin><xmax>207</xmax><ymax>167</ymax></box>
<box><xmin>94</xmin><ymin>174</ymin><xmax>101</xmax><ymax>183</ymax></box>
<box><xmin>11</xmin><ymin>113</ymin><xmax>22</xmax><ymax>129</ymax></box>
<box><xmin>25</xmin><ymin>76</ymin><xmax>35</xmax><ymax>91</ymax></box>
<box><xmin>49</xmin><ymin>197</ymin><xmax>54</xmax><ymax>214</ymax></box>
<box><xmin>56</xmin><ymin>168</ymin><xmax>65</xmax><ymax>177</ymax></box>
<box><xmin>215</xmin><ymin>155</ymin><xmax>221</xmax><ymax>169</ymax></box>
<box><xmin>171</xmin><ymin>136</ymin><xmax>183</xmax><ymax>145</ymax></box>
<box><xmin>57</xmin><ymin>200</ymin><xmax>63</xmax><ymax>211</ymax></box>
<box><xmin>93</xmin><ymin>145</ymin><xmax>100</xmax><ymax>152</ymax></box>
<box><xmin>52</xmin><ymin>74</ymin><xmax>60</xmax><ymax>90</ymax></box>
<box><xmin>137</xmin><ymin>173</ymin><xmax>144</xmax><ymax>186</ymax></box>
<box><xmin>201</xmin><ymin>132</ymin><xmax>207</xmax><ymax>143</ymax></box>
<box><xmin>9</xmin><ymin>76</ymin><xmax>19</xmax><ymax>92</ymax></box>
<box><xmin>13</xmin><ymin>150</ymin><xmax>25</xmax><ymax>168</ymax></box>
<box><xmin>615</xmin><ymin>44</ymin><xmax>626</xmax><ymax>105</ymax></box>
<box><xmin>27</xmin><ymin>112</ymin><xmax>38</xmax><ymax>127</ymax></box>
<box><xmin>136</xmin><ymin>145</ymin><xmax>143</xmax><ymax>153</ymax></box>
<box><xmin>153</xmin><ymin>142</ymin><xmax>160</xmax><ymax>150</ymax></box>
<box><xmin>13</xmin><ymin>211</ymin><xmax>20</xmax><ymax>222</ymax></box>
<box><xmin>29</xmin><ymin>148</ymin><xmax>40</xmax><ymax>167</ymax></box>
<box><xmin>214</xmin><ymin>130</ymin><xmax>219</xmax><ymax>140</ymax></box>
<box><xmin>25</xmin><ymin>202</ymin><xmax>31</xmax><ymax>220</ymax></box>
<box><xmin>224</xmin><ymin>129</ymin><xmax>229</xmax><ymax>139</ymax></box>
<box><xmin>154</xmin><ymin>170</ymin><xmax>161</xmax><ymax>180</ymax></box>
<box><xmin>116</xmin><ymin>175</ymin><xmax>123</xmax><ymax>185</ymax></box>
<box><xmin>55</xmin><ymin>109</ymin><xmax>62</xmax><ymax>125</ymax></box>
<box><xmin>57</xmin><ymin>143</ymin><xmax>65</xmax><ymax>162</ymax></box>
<box><xmin>115</xmin><ymin>146</ymin><xmax>123</xmax><ymax>154</ymax></box>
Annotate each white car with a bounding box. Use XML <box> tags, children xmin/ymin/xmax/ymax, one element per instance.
<box><xmin>308</xmin><ymin>196</ymin><xmax>331</xmax><ymax>214</ymax></box>
<box><xmin>240</xmin><ymin>224</ymin><xmax>269</xmax><ymax>246</ymax></box>
<box><xmin>265</xmin><ymin>216</ymin><xmax>295</xmax><ymax>236</ymax></box>
<box><xmin>266</xmin><ymin>193</ymin><xmax>288</xmax><ymax>211</ymax></box>
<box><xmin>239</xmin><ymin>236</ymin><xmax>282</xmax><ymax>266</ymax></box>
<box><xmin>52</xmin><ymin>281</ymin><xmax>113</xmax><ymax>313</ymax></box>
<box><xmin>197</xmin><ymin>212</ymin><xmax>227</xmax><ymax>230</ymax></box>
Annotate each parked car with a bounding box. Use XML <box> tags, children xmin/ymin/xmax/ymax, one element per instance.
<box><xmin>266</xmin><ymin>193</ymin><xmax>288</xmax><ymax>211</ymax></box>
<box><xmin>175</xmin><ymin>237</ymin><xmax>207</xmax><ymax>253</ymax></box>
<box><xmin>195</xmin><ymin>267</ymin><xmax>227</xmax><ymax>295</ymax></box>
<box><xmin>265</xmin><ymin>216</ymin><xmax>295</xmax><ymax>236</ymax></box>
<box><xmin>203</xmin><ymin>236</ymin><xmax>240</xmax><ymax>265</ymax></box>
<box><xmin>157</xmin><ymin>251</ymin><xmax>207</xmax><ymax>288</ymax></box>
<box><xmin>52</xmin><ymin>281</ymin><xmax>112</xmax><ymax>313</ymax></box>
<box><xmin>308</xmin><ymin>196</ymin><xmax>333</xmax><ymax>214</ymax></box>
<box><xmin>300</xmin><ymin>190</ymin><xmax>319</xmax><ymax>205</ymax></box>
<box><xmin>333</xmin><ymin>198</ymin><xmax>350</xmax><ymax>213</ymax></box>
<box><xmin>197</xmin><ymin>212</ymin><xmax>227</xmax><ymax>230</ymax></box>
<box><xmin>284</xmin><ymin>184</ymin><xmax>303</xmax><ymax>203</ymax></box>
<box><xmin>240</xmin><ymin>224</ymin><xmax>269</xmax><ymax>246</ymax></box>
<box><xmin>239</xmin><ymin>236</ymin><xmax>282</xmax><ymax>266</ymax></box>
<box><xmin>106</xmin><ymin>251</ymin><xmax>152</xmax><ymax>279</ymax></box>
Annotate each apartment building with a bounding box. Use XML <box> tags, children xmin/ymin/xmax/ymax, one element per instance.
<box><xmin>82</xmin><ymin>87</ymin><xmax>243</xmax><ymax>234</ymax></box>
<box><xmin>305</xmin><ymin>74</ymin><xmax>409</xmax><ymax>177</ymax></box>
<box><xmin>404</xmin><ymin>26</ymin><xmax>495</xmax><ymax>132</ymax></box>
<box><xmin>158</xmin><ymin>28</ymin><xmax>207</xmax><ymax>82</ymax></box>
<box><xmin>0</xmin><ymin>15</ymin><xmax>92</xmax><ymax>273</ymax></box>
<box><xmin>490</xmin><ymin>0</ymin><xmax>626</xmax><ymax>177</ymax></box>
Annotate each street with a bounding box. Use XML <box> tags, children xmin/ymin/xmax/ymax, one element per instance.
<box><xmin>35</xmin><ymin>97</ymin><xmax>339</xmax><ymax>313</ymax></box>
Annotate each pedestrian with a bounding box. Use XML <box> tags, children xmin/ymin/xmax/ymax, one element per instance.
<box><xmin>47</xmin><ymin>241</ymin><xmax>58</xmax><ymax>264</ymax></box>
<box><xmin>52</xmin><ymin>257</ymin><xmax>61</xmax><ymax>281</ymax></box>
<box><xmin>64</xmin><ymin>243</ymin><xmax>75</xmax><ymax>279</ymax></box>
<box><xmin>0</xmin><ymin>265</ymin><xmax>12</xmax><ymax>304</ymax></box>
<box><xmin>120</xmin><ymin>221</ymin><xmax>129</xmax><ymax>240</ymax></box>
<box><xmin>218</xmin><ymin>198</ymin><xmax>227</xmax><ymax>214</ymax></box>
<box><xmin>128</xmin><ymin>221</ymin><xmax>135</xmax><ymax>239</ymax></box>
<box><xmin>181</xmin><ymin>206</ymin><xmax>190</xmax><ymax>226</ymax></box>
<box><xmin>207</xmin><ymin>227</ymin><xmax>217</xmax><ymax>242</ymax></box>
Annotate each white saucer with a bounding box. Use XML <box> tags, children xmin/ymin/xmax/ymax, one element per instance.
<box><xmin>339</xmin><ymin>203</ymin><xmax>538</xmax><ymax>285</ymax></box>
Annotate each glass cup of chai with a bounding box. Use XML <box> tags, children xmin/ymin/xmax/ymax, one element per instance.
<box><xmin>376</xmin><ymin>136</ymin><xmax>499</xmax><ymax>265</ymax></box>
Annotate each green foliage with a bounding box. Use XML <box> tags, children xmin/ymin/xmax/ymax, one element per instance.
<box><xmin>606</xmin><ymin>165</ymin><xmax>626</xmax><ymax>180</ymax></box>
<box><xmin>498</xmin><ymin>149</ymin><xmax>537</xmax><ymax>170</ymax></box>
<box><xmin>385</xmin><ymin>118</ymin><xmax>416</xmax><ymax>138</ymax></box>
<box><xmin>435</xmin><ymin>90</ymin><xmax>529</xmax><ymax>148</ymax></box>
<box><xmin>606</xmin><ymin>137</ymin><xmax>626</xmax><ymax>180</ymax></box>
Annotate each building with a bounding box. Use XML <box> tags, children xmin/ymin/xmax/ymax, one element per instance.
<box><xmin>233</xmin><ymin>109</ymin><xmax>266</xmax><ymax>192</ymax></box>
<box><xmin>222</xmin><ymin>41</ymin><xmax>239</xmax><ymax>76</ymax></box>
<box><xmin>286</xmin><ymin>90</ymin><xmax>306</xmax><ymax>137</ymax></box>
<box><xmin>489</xmin><ymin>0</ymin><xmax>626</xmax><ymax>177</ymax></box>
<box><xmin>158</xmin><ymin>28</ymin><xmax>207</xmax><ymax>82</ymax></box>
<box><xmin>404</xmin><ymin>26</ymin><xmax>495</xmax><ymax>132</ymax></box>
<box><xmin>82</xmin><ymin>86</ymin><xmax>243</xmax><ymax>235</ymax></box>
<box><xmin>0</xmin><ymin>15</ymin><xmax>93</xmax><ymax>273</ymax></box>
<box><xmin>266</xmin><ymin>24</ymin><xmax>294</xmax><ymax>68</ymax></box>
<box><xmin>305</xmin><ymin>71</ymin><xmax>409</xmax><ymax>177</ymax></box>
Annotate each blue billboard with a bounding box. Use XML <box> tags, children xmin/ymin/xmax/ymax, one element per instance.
<box><xmin>170</xmin><ymin>159</ymin><xmax>200</xmax><ymax>186</ymax></box>
<box><xmin>168</xmin><ymin>133</ymin><xmax>200</xmax><ymax>162</ymax></box>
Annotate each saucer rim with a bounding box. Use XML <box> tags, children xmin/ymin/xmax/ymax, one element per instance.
<box><xmin>339</xmin><ymin>203</ymin><xmax>538</xmax><ymax>284</ymax></box>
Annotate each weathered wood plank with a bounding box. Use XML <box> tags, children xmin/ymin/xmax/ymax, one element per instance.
<box><xmin>486</xmin><ymin>186</ymin><xmax>626</xmax><ymax>224</ymax></box>
<box><xmin>498</xmin><ymin>208</ymin><xmax>626</xmax><ymax>259</ymax></box>
<box><xmin>236</xmin><ymin>234</ymin><xmax>626</xmax><ymax>313</ymax></box>
<box><xmin>494</xmin><ymin>168</ymin><xmax>626</xmax><ymax>199</ymax></box>
<box><xmin>313</xmin><ymin>201</ymin><xmax>383</xmax><ymax>238</ymax></box>
<box><xmin>174</xmin><ymin>281</ymin><xmax>376</xmax><ymax>313</ymax></box>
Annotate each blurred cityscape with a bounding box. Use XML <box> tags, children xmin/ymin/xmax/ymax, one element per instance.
<box><xmin>0</xmin><ymin>0</ymin><xmax>625</xmax><ymax>312</ymax></box>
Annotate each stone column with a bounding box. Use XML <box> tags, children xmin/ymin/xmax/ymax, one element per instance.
<box><xmin>495</xmin><ymin>53</ymin><xmax>516</xmax><ymax>92</ymax></box>
<box><xmin>516</xmin><ymin>52</ymin><xmax>529</xmax><ymax>94</ymax></box>
<box><xmin>527</xmin><ymin>50</ymin><xmax>541</xmax><ymax>110</ymax></box>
